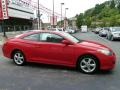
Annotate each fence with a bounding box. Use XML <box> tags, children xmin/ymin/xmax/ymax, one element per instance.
<box><xmin>0</xmin><ymin>25</ymin><xmax>32</xmax><ymax>32</ymax></box>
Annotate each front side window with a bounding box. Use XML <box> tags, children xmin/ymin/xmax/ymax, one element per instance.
<box><xmin>40</xmin><ymin>33</ymin><xmax>64</xmax><ymax>43</ymax></box>
<box><xmin>61</xmin><ymin>32</ymin><xmax>80</xmax><ymax>43</ymax></box>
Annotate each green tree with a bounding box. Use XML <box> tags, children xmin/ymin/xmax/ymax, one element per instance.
<box><xmin>117</xmin><ymin>3</ymin><xmax>120</xmax><ymax>13</ymax></box>
<box><xmin>110</xmin><ymin>16</ymin><xmax>117</xmax><ymax>26</ymax></box>
<box><xmin>75</xmin><ymin>0</ymin><xmax>120</xmax><ymax>28</ymax></box>
<box><xmin>76</xmin><ymin>13</ymin><xmax>84</xmax><ymax>28</ymax></box>
<box><xmin>110</xmin><ymin>0</ymin><xmax>115</xmax><ymax>8</ymax></box>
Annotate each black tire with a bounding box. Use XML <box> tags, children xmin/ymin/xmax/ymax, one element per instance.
<box><xmin>12</xmin><ymin>51</ymin><xmax>26</xmax><ymax>66</ymax></box>
<box><xmin>77</xmin><ymin>55</ymin><xmax>99</xmax><ymax>74</ymax></box>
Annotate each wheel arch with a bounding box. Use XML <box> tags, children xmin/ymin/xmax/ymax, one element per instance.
<box><xmin>11</xmin><ymin>49</ymin><xmax>25</xmax><ymax>59</ymax></box>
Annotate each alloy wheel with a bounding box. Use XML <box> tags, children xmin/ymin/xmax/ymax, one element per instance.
<box><xmin>13</xmin><ymin>51</ymin><xmax>25</xmax><ymax>66</ymax></box>
<box><xmin>80</xmin><ymin>58</ymin><xmax>96</xmax><ymax>73</ymax></box>
<box><xmin>78</xmin><ymin>55</ymin><xmax>99</xmax><ymax>74</ymax></box>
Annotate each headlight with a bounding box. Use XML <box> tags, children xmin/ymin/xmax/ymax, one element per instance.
<box><xmin>97</xmin><ymin>49</ymin><xmax>112</xmax><ymax>56</ymax></box>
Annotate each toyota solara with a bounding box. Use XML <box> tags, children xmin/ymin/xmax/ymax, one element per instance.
<box><xmin>2</xmin><ymin>30</ymin><xmax>116</xmax><ymax>74</ymax></box>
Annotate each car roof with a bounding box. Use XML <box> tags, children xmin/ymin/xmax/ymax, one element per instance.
<box><xmin>15</xmin><ymin>30</ymin><xmax>65</xmax><ymax>38</ymax></box>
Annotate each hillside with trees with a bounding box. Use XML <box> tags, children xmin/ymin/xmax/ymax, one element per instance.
<box><xmin>76</xmin><ymin>0</ymin><xmax>120</xmax><ymax>28</ymax></box>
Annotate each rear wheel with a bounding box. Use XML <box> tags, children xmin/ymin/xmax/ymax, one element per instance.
<box><xmin>12</xmin><ymin>51</ymin><xmax>26</xmax><ymax>66</ymax></box>
<box><xmin>77</xmin><ymin>55</ymin><xmax>99</xmax><ymax>74</ymax></box>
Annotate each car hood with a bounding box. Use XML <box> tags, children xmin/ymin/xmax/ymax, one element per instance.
<box><xmin>77</xmin><ymin>41</ymin><xmax>109</xmax><ymax>50</ymax></box>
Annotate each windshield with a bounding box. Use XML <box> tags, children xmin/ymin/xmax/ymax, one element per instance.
<box><xmin>111</xmin><ymin>27</ymin><xmax>120</xmax><ymax>32</ymax></box>
<box><xmin>61</xmin><ymin>32</ymin><xmax>82</xmax><ymax>43</ymax></box>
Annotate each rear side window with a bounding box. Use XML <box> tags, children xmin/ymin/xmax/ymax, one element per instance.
<box><xmin>23</xmin><ymin>34</ymin><xmax>39</xmax><ymax>41</ymax></box>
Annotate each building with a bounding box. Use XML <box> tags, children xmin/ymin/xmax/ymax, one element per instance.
<box><xmin>0</xmin><ymin>0</ymin><xmax>35</xmax><ymax>32</ymax></box>
<box><xmin>69</xmin><ymin>17</ymin><xmax>77</xmax><ymax>30</ymax></box>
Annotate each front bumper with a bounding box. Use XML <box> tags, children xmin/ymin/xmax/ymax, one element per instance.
<box><xmin>113</xmin><ymin>37</ymin><xmax>120</xmax><ymax>40</ymax></box>
<box><xmin>98</xmin><ymin>54</ymin><xmax>116</xmax><ymax>70</ymax></box>
<box><xmin>113</xmin><ymin>34</ymin><xmax>120</xmax><ymax>39</ymax></box>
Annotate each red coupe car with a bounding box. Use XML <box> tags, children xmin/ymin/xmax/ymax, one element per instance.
<box><xmin>2</xmin><ymin>30</ymin><xmax>116</xmax><ymax>74</ymax></box>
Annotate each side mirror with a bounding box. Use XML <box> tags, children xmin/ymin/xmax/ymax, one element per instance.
<box><xmin>61</xmin><ymin>40</ymin><xmax>72</xmax><ymax>45</ymax></box>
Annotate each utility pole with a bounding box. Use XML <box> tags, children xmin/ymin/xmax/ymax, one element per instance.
<box><xmin>38</xmin><ymin>0</ymin><xmax>40</xmax><ymax>30</ymax></box>
<box><xmin>61</xmin><ymin>3</ymin><xmax>64</xmax><ymax>28</ymax></box>
<box><xmin>53</xmin><ymin>0</ymin><xmax>55</xmax><ymax>28</ymax></box>
<box><xmin>64</xmin><ymin>8</ymin><xmax>68</xmax><ymax>29</ymax></box>
<box><xmin>2</xmin><ymin>20</ymin><xmax>7</xmax><ymax>37</ymax></box>
<box><xmin>40</xmin><ymin>14</ymin><xmax>42</xmax><ymax>30</ymax></box>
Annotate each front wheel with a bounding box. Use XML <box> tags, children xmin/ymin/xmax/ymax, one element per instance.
<box><xmin>77</xmin><ymin>55</ymin><xmax>99</xmax><ymax>74</ymax></box>
<box><xmin>12</xmin><ymin>51</ymin><xmax>26</xmax><ymax>66</ymax></box>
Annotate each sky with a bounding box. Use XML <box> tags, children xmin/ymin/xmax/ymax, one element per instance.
<box><xmin>33</xmin><ymin>0</ymin><xmax>107</xmax><ymax>22</ymax></box>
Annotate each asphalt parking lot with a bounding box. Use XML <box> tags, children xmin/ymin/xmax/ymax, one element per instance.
<box><xmin>0</xmin><ymin>31</ymin><xmax>120</xmax><ymax>90</ymax></box>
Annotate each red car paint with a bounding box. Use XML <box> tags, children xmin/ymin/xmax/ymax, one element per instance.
<box><xmin>2</xmin><ymin>30</ymin><xmax>116</xmax><ymax>70</ymax></box>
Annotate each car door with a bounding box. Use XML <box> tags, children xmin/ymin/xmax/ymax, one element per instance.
<box><xmin>36</xmin><ymin>33</ymin><xmax>75</xmax><ymax>65</ymax></box>
<box><xmin>21</xmin><ymin>33</ymin><xmax>59</xmax><ymax>62</ymax></box>
<box><xmin>21</xmin><ymin>33</ymin><xmax>42</xmax><ymax>61</ymax></box>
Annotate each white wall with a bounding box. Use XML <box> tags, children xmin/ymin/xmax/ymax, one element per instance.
<box><xmin>8</xmin><ymin>8</ymin><xmax>34</xmax><ymax>19</ymax></box>
<box><xmin>8</xmin><ymin>0</ymin><xmax>35</xmax><ymax>19</ymax></box>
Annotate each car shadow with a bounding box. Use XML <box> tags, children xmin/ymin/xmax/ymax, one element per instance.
<box><xmin>26</xmin><ymin>62</ymin><xmax>76</xmax><ymax>72</ymax></box>
<box><xmin>95</xmin><ymin>70</ymin><xmax>114</xmax><ymax>75</ymax></box>
<box><xmin>25</xmin><ymin>62</ymin><xmax>116</xmax><ymax>75</ymax></box>
<box><xmin>8</xmin><ymin>61</ymin><xmax>115</xmax><ymax>75</ymax></box>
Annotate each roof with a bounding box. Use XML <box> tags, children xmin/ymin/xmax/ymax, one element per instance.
<box><xmin>15</xmin><ymin>30</ymin><xmax>66</xmax><ymax>38</ymax></box>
